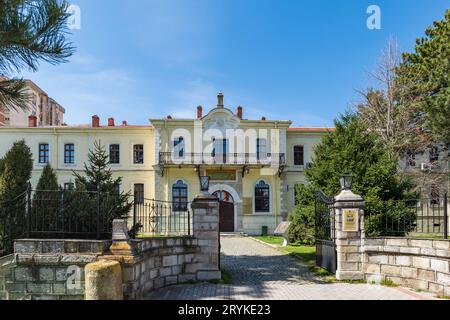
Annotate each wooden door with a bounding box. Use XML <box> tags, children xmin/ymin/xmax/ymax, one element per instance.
<box><xmin>219</xmin><ymin>201</ymin><xmax>234</xmax><ymax>232</ymax></box>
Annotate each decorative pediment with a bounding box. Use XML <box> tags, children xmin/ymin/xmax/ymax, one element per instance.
<box><xmin>202</xmin><ymin>108</ymin><xmax>240</xmax><ymax>131</ymax></box>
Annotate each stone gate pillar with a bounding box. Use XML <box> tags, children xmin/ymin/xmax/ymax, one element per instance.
<box><xmin>189</xmin><ymin>192</ymin><xmax>221</xmax><ymax>281</ymax></box>
<box><xmin>334</xmin><ymin>189</ymin><xmax>365</xmax><ymax>281</ymax></box>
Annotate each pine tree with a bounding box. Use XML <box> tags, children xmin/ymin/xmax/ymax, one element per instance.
<box><xmin>0</xmin><ymin>0</ymin><xmax>75</xmax><ymax>111</ymax></box>
<box><xmin>288</xmin><ymin>113</ymin><xmax>416</xmax><ymax>243</ymax></box>
<box><xmin>35</xmin><ymin>164</ymin><xmax>59</xmax><ymax>191</ymax></box>
<box><xmin>396</xmin><ymin>9</ymin><xmax>450</xmax><ymax>144</ymax></box>
<box><xmin>72</xmin><ymin>141</ymin><xmax>131</xmax><ymax>232</ymax></box>
<box><xmin>0</xmin><ymin>140</ymin><xmax>33</xmax><ymax>254</ymax></box>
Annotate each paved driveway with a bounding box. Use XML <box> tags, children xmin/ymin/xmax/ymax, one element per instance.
<box><xmin>146</xmin><ymin>237</ymin><xmax>435</xmax><ymax>300</ymax></box>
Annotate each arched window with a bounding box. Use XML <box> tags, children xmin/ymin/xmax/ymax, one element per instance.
<box><xmin>255</xmin><ymin>180</ymin><xmax>270</xmax><ymax>212</ymax></box>
<box><xmin>172</xmin><ymin>180</ymin><xmax>188</xmax><ymax>211</ymax></box>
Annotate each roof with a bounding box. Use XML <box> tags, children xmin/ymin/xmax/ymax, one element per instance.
<box><xmin>288</xmin><ymin>127</ymin><xmax>335</xmax><ymax>132</ymax></box>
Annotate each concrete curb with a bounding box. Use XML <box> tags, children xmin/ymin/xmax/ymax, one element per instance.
<box><xmin>248</xmin><ymin>236</ymin><xmax>282</xmax><ymax>249</ymax></box>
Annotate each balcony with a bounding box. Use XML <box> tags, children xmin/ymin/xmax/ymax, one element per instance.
<box><xmin>159</xmin><ymin>152</ymin><xmax>286</xmax><ymax>166</ymax></box>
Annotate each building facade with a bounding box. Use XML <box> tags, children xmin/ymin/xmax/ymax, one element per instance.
<box><xmin>0</xmin><ymin>93</ymin><xmax>332</xmax><ymax>235</ymax></box>
<box><xmin>0</xmin><ymin>80</ymin><xmax>65</xmax><ymax>127</ymax></box>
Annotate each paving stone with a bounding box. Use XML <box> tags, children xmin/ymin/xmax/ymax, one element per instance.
<box><xmin>147</xmin><ymin>237</ymin><xmax>436</xmax><ymax>300</ymax></box>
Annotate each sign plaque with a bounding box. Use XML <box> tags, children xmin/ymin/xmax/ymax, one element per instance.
<box><xmin>342</xmin><ymin>209</ymin><xmax>359</xmax><ymax>232</ymax></box>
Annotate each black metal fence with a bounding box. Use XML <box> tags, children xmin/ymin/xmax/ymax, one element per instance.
<box><xmin>365</xmin><ymin>194</ymin><xmax>449</xmax><ymax>239</ymax></box>
<box><xmin>0</xmin><ymin>190</ymin><xmax>28</xmax><ymax>255</ymax></box>
<box><xmin>132</xmin><ymin>199</ymin><xmax>192</xmax><ymax>237</ymax></box>
<box><xmin>26</xmin><ymin>188</ymin><xmax>125</xmax><ymax>239</ymax></box>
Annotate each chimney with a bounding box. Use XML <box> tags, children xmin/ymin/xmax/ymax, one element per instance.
<box><xmin>197</xmin><ymin>105</ymin><xmax>203</xmax><ymax>119</ymax></box>
<box><xmin>237</xmin><ymin>106</ymin><xmax>243</xmax><ymax>120</ymax></box>
<box><xmin>122</xmin><ymin>120</ymin><xmax>128</xmax><ymax>126</ymax></box>
<box><xmin>108</xmin><ymin>117</ymin><xmax>115</xmax><ymax>127</ymax></box>
<box><xmin>217</xmin><ymin>92</ymin><xmax>224</xmax><ymax>108</ymax></box>
<box><xmin>28</xmin><ymin>115</ymin><xmax>37</xmax><ymax>127</ymax></box>
<box><xmin>92</xmin><ymin>115</ymin><xmax>100</xmax><ymax>127</ymax></box>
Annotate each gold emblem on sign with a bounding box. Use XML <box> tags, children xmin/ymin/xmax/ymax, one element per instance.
<box><xmin>342</xmin><ymin>209</ymin><xmax>358</xmax><ymax>232</ymax></box>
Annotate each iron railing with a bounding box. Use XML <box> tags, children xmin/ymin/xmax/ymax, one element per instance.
<box><xmin>158</xmin><ymin>152</ymin><xmax>286</xmax><ymax>166</ymax></box>
<box><xmin>365</xmin><ymin>194</ymin><xmax>449</xmax><ymax>239</ymax></box>
<box><xmin>25</xmin><ymin>186</ymin><xmax>126</xmax><ymax>240</ymax></box>
<box><xmin>132</xmin><ymin>199</ymin><xmax>192</xmax><ymax>237</ymax></box>
<box><xmin>0</xmin><ymin>190</ymin><xmax>28</xmax><ymax>255</ymax></box>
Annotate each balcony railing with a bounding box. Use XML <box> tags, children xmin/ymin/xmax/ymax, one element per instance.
<box><xmin>159</xmin><ymin>152</ymin><xmax>286</xmax><ymax>166</ymax></box>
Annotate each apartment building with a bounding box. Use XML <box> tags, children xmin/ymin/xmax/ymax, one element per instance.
<box><xmin>0</xmin><ymin>80</ymin><xmax>65</xmax><ymax>127</ymax></box>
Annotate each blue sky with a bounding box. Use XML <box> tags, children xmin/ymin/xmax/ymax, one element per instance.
<box><xmin>21</xmin><ymin>0</ymin><xmax>449</xmax><ymax>127</ymax></box>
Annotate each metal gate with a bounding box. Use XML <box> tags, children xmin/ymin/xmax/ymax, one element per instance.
<box><xmin>314</xmin><ymin>190</ymin><xmax>336</xmax><ymax>273</ymax></box>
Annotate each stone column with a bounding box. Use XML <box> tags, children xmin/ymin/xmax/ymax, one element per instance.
<box><xmin>334</xmin><ymin>189</ymin><xmax>365</xmax><ymax>281</ymax></box>
<box><xmin>85</xmin><ymin>260</ymin><xmax>123</xmax><ymax>300</ymax></box>
<box><xmin>189</xmin><ymin>193</ymin><xmax>221</xmax><ymax>281</ymax></box>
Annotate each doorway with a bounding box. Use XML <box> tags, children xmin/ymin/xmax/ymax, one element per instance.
<box><xmin>213</xmin><ymin>190</ymin><xmax>235</xmax><ymax>232</ymax></box>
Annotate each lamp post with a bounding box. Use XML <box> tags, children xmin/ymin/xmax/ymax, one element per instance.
<box><xmin>339</xmin><ymin>172</ymin><xmax>353</xmax><ymax>191</ymax></box>
<box><xmin>200</xmin><ymin>176</ymin><xmax>210</xmax><ymax>194</ymax></box>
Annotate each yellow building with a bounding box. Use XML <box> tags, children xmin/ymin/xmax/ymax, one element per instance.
<box><xmin>0</xmin><ymin>93</ymin><xmax>332</xmax><ymax>235</ymax></box>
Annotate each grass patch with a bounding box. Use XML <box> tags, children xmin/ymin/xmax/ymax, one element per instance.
<box><xmin>436</xmin><ymin>295</ymin><xmax>450</xmax><ymax>300</ymax></box>
<box><xmin>380</xmin><ymin>278</ymin><xmax>397</xmax><ymax>287</ymax></box>
<box><xmin>220</xmin><ymin>269</ymin><xmax>233</xmax><ymax>284</ymax></box>
<box><xmin>255</xmin><ymin>236</ymin><xmax>284</xmax><ymax>246</ymax></box>
<box><xmin>254</xmin><ymin>236</ymin><xmax>331</xmax><ymax>276</ymax></box>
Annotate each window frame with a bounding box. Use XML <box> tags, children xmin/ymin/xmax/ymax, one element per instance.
<box><xmin>172</xmin><ymin>180</ymin><xmax>188</xmax><ymax>212</ymax></box>
<box><xmin>109</xmin><ymin>144</ymin><xmax>120</xmax><ymax>164</ymax></box>
<box><xmin>64</xmin><ymin>182</ymin><xmax>74</xmax><ymax>191</ymax></box>
<box><xmin>133</xmin><ymin>144</ymin><xmax>144</xmax><ymax>164</ymax></box>
<box><xmin>293</xmin><ymin>145</ymin><xmax>305</xmax><ymax>166</ymax></box>
<box><xmin>134</xmin><ymin>183</ymin><xmax>145</xmax><ymax>204</ymax></box>
<box><xmin>257</xmin><ymin>138</ymin><xmax>267</xmax><ymax>161</ymax></box>
<box><xmin>64</xmin><ymin>143</ymin><xmax>75</xmax><ymax>164</ymax></box>
<box><xmin>38</xmin><ymin>143</ymin><xmax>49</xmax><ymax>164</ymax></box>
<box><xmin>254</xmin><ymin>180</ymin><xmax>270</xmax><ymax>213</ymax></box>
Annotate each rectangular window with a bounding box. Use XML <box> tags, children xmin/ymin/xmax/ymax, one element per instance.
<box><xmin>64</xmin><ymin>183</ymin><xmax>74</xmax><ymax>191</ymax></box>
<box><xmin>429</xmin><ymin>146</ymin><xmax>439</xmax><ymax>163</ymax></box>
<box><xmin>294</xmin><ymin>146</ymin><xmax>304</xmax><ymax>166</ymax></box>
<box><xmin>39</xmin><ymin>143</ymin><xmax>49</xmax><ymax>164</ymax></box>
<box><xmin>134</xmin><ymin>184</ymin><xmax>144</xmax><ymax>204</ymax></box>
<box><xmin>133</xmin><ymin>144</ymin><xmax>144</xmax><ymax>164</ymax></box>
<box><xmin>64</xmin><ymin>144</ymin><xmax>75</xmax><ymax>164</ymax></box>
<box><xmin>109</xmin><ymin>144</ymin><xmax>120</xmax><ymax>164</ymax></box>
<box><xmin>257</xmin><ymin>138</ymin><xmax>267</xmax><ymax>160</ymax></box>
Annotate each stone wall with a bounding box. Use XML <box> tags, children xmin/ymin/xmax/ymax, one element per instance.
<box><xmin>363</xmin><ymin>237</ymin><xmax>450</xmax><ymax>296</ymax></box>
<box><xmin>2</xmin><ymin>195</ymin><xmax>221</xmax><ymax>300</ymax></box>
<box><xmin>102</xmin><ymin>237</ymin><xmax>206</xmax><ymax>299</ymax></box>
<box><xmin>2</xmin><ymin>239</ymin><xmax>110</xmax><ymax>300</ymax></box>
<box><xmin>103</xmin><ymin>197</ymin><xmax>221</xmax><ymax>300</ymax></box>
<box><xmin>0</xmin><ymin>255</ymin><xmax>14</xmax><ymax>300</ymax></box>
